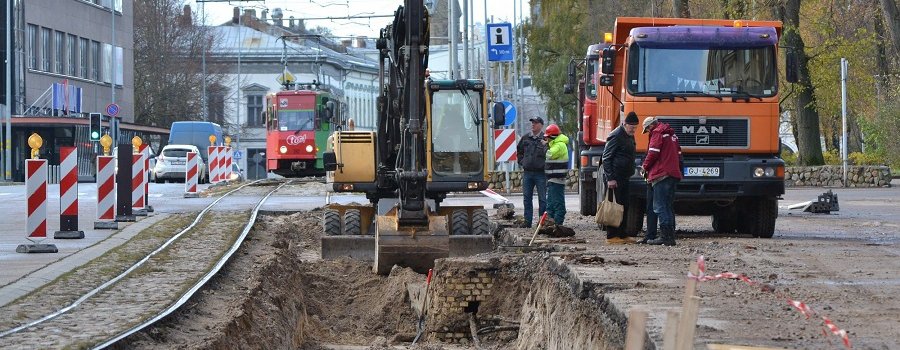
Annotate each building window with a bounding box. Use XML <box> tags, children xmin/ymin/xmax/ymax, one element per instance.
<box><xmin>67</xmin><ymin>34</ymin><xmax>77</xmax><ymax>76</ymax></box>
<box><xmin>41</xmin><ymin>28</ymin><xmax>51</xmax><ymax>71</ymax></box>
<box><xmin>26</xmin><ymin>24</ymin><xmax>37</xmax><ymax>69</ymax></box>
<box><xmin>114</xmin><ymin>46</ymin><xmax>123</xmax><ymax>86</ymax></box>
<box><xmin>79</xmin><ymin>38</ymin><xmax>89</xmax><ymax>78</ymax></box>
<box><xmin>55</xmin><ymin>31</ymin><xmax>65</xmax><ymax>73</ymax></box>
<box><xmin>91</xmin><ymin>41</ymin><xmax>100</xmax><ymax>81</ymax></box>
<box><xmin>246</xmin><ymin>95</ymin><xmax>264</xmax><ymax>126</ymax></box>
<box><xmin>102</xmin><ymin>43</ymin><xmax>112</xmax><ymax>83</ymax></box>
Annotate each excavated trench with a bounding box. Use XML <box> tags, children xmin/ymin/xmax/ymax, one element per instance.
<box><xmin>116</xmin><ymin>210</ymin><xmax>640</xmax><ymax>349</ymax></box>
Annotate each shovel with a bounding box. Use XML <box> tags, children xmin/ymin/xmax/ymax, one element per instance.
<box><xmin>528</xmin><ymin>212</ymin><xmax>549</xmax><ymax>246</ymax></box>
<box><xmin>412</xmin><ymin>268</ymin><xmax>434</xmax><ymax>345</ymax></box>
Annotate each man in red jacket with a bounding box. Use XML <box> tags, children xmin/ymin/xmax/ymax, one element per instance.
<box><xmin>641</xmin><ymin>117</ymin><xmax>683</xmax><ymax>246</ymax></box>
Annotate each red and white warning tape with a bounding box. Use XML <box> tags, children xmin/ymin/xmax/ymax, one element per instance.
<box><xmin>688</xmin><ymin>255</ymin><xmax>851</xmax><ymax>349</ymax></box>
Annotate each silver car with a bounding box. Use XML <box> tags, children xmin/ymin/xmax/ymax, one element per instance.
<box><xmin>154</xmin><ymin>144</ymin><xmax>208</xmax><ymax>183</ymax></box>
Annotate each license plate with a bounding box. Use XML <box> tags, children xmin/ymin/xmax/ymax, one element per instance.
<box><xmin>172</xmin><ymin>161</ymin><xmax>185</xmax><ymax>165</ymax></box>
<box><xmin>684</xmin><ymin>167</ymin><xmax>720</xmax><ymax>177</ymax></box>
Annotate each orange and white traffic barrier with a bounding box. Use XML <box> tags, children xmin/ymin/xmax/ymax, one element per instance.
<box><xmin>94</xmin><ymin>155</ymin><xmax>117</xmax><ymax>229</ymax></box>
<box><xmin>217</xmin><ymin>145</ymin><xmax>227</xmax><ymax>182</ymax></box>
<box><xmin>16</xmin><ymin>135</ymin><xmax>58</xmax><ymax>253</ymax></box>
<box><xmin>132</xmin><ymin>153</ymin><xmax>146</xmax><ymax>214</ymax></box>
<box><xmin>224</xmin><ymin>146</ymin><xmax>233</xmax><ymax>181</ymax></box>
<box><xmin>26</xmin><ymin>159</ymin><xmax>48</xmax><ymax>240</ymax></box>
<box><xmin>208</xmin><ymin>146</ymin><xmax>220</xmax><ymax>184</ymax></box>
<box><xmin>139</xmin><ymin>144</ymin><xmax>153</xmax><ymax>212</ymax></box>
<box><xmin>184</xmin><ymin>151</ymin><xmax>200</xmax><ymax>198</ymax></box>
<box><xmin>54</xmin><ymin>146</ymin><xmax>84</xmax><ymax>239</ymax></box>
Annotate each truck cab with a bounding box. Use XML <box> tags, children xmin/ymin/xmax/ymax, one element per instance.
<box><xmin>586</xmin><ymin>17</ymin><xmax>796</xmax><ymax>238</ymax></box>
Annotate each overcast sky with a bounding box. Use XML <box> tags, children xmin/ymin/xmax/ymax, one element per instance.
<box><xmin>190</xmin><ymin>0</ymin><xmax>531</xmax><ymax>38</ymax></box>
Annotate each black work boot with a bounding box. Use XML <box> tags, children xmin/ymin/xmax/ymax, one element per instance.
<box><xmin>638</xmin><ymin>226</ymin><xmax>658</xmax><ymax>244</ymax></box>
<box><xmin>648</xmin><ymin>225</ymin><xmax>676</xmax><ymax>246</ymax></box>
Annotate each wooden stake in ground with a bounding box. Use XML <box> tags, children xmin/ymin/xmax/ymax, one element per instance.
<box><xmin>675</xmin><ymin>260</ymin><xmax>702</xmax><ymax>350</ymax></box>
<box><xmin>624</xmin><ymin>308</ymin><xmax>648</xmax><ymax>350</ymax></box>
<box><xmin>662</xmin><ymin>309</ymin><xmax>681</xmax><ymax>350</ymax></box>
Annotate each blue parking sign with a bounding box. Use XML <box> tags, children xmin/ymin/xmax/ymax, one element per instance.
<box><xmin>486</xmin><ymin>23</ymin><xmax>514</xmax><ymax>62</ymax></box>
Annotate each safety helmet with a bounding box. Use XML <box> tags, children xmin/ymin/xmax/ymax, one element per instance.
<box><xmin>544</xmin><ymin>124</ymin><xmax>561</xmax><ymax>138</ymax></box>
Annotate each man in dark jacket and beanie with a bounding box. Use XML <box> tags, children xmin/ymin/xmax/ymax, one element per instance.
<box><xmin>601</xmin><ymin>112</ymin><xmax>639</xmax><ymax>238</ymax></box>
<box><xmin>641</xmin><ymin>117</ymin><xmax>683</xmax><ymax>246</ymax></box>
<box><xmin>516</xmin><ymin>117</ymin><xmax>547</xmax><ymax>228</ymax></box>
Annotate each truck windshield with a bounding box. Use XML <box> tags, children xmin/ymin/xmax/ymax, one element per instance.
<box><xmin>277</xmin><ymin>110</ymin><xmax>315</xmax><ymax>131</ymax></box>
<box><xmin>431</xmin><ymin>89</ymin><xmax>483</xmax><ymax>176</ymax></box>
<box><xmin>627</xmin><ymin>44</ymin><xmax>777</xmax><ymax>97</ymax></box>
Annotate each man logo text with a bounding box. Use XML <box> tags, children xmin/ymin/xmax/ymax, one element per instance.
<box><xmin>682</xmin><ymin>126</ymin><xmax>723</xmax><ymax>134</ymax></box>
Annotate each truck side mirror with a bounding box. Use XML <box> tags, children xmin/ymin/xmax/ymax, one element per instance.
<box><xmin>601</xmin><ymin>47</ymin><xmax>616</xmax><ymax>75</ymax></box>
<box><xmin>564</xmin><ymin>60</ymin><xmax>577</xmax><ymax>94</ymax></box>
<box><xmin>598</xmin><ymin>75</ymin><xmax>614</xmax><ymax>86</ymax></box>
<box><xmin>492</xmin><ymin>102</ymin><xmax>506</xmax><ymax>128</ymax></box>
<box><xmin>323</xmin><ymin>151</ymin><xmax>337</xmax><ymax>171</ymax></box>
<box><xmin>785</xmin><ymin>51</ymin><xmax>799</xmax><ymax>83</ymax></box>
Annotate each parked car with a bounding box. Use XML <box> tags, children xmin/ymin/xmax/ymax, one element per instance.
<box><xmin>154</xmin><ymin>144</ymin><xmax>208</xmax><ymax>183</ymax></box>
<box><xmin>229</xmin><ymin>163</ymin><xmax>244</xmax><ymax>182</ymax></box>
<box><xmin>112</xmin><ymin>146</ymin><xmax>158</xmax><ymax>182</ymax></box>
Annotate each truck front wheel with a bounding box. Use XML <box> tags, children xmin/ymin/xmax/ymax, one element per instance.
<box><xmin>623</xmin><ymin>198</ymin><xmax>645</xmax><ymax>237</ymax></box>
<box><xmin>740</xmin><ymin>198</ymin><xmax>778</xmax><ymax>238</ymax></box>
<box><xmin>580</xmin><ymin>179</ymin><xmax>597</xmax><ymax>216</ymax></box>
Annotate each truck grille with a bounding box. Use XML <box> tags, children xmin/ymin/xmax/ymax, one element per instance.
<box><xmin>656</xmin><ymin>117</ymin><xmax>749</xmax><ymax>148</ymax></box>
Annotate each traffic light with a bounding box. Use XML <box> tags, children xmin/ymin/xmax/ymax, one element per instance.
<box><xmin>89</xmin><ymin>113</ymin><xmax>102</xmax><ymax>141</ymax></box>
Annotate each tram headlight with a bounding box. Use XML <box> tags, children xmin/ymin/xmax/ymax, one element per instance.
<box><xmin>306</xmin><ymin>145</ymin><xmax>314</xmax><ymax>153</ymax></box>
<box><xmin>279</xmin><ymin>146</ymin><xmax>288</xmax><ymax>154</ymax></box>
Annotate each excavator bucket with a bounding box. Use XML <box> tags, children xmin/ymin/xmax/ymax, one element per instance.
<box><xmin>374</xmin><ymin>210</ymin><xmax>450</xmax><ymax>275</ymax></box>
<box><xmin>321</xmin><ymin>205</ymin><xmax>494</xmax><ymax>275</ymax></box>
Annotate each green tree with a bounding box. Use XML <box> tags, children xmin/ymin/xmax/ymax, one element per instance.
<box><xmin>523</xmin><ymin>0</ymin><xmax>588</xmax><ymax>135</ymax></box>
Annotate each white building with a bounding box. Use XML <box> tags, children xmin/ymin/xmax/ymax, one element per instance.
<box><xmin>208</xmin><ymin>10</ymin><xmax>378</xmax><ymax>179</ymax></box>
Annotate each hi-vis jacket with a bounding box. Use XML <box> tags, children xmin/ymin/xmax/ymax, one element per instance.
<box><xmin>545</xmin><ymin>134</ymin><xmax>570</xmax><ymax>179</ymax></box>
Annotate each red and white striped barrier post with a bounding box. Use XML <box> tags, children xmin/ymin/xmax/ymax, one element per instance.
<box><xmin>94</xmin><ymin>152</ymin><xmax>118</xmax><ymax>229</ymax></box>
<box><xmin>184</xmin><ymin>151</ymin><xmax>200</xmax><ymax>198</ymax></box>
<box><xmin>224</xmin><ymin>146</ymin><xmax>233</xmax><ymax>181</ymax></box>
<box><xmin>16</xmin><ymin>133</ymin><xmax>58</xmax><ymax>253</ymax></box>
<box><xmin>140</xmin><ymin>144</ymin><xmax>153</xmax><ymax>212</ymax></box>
<box><xmin>132</xmin><ymin>152</ymin><xmax>146</xmax><ymax>216</ymax></box>
<box><xmin>494</xmin><ymin>129</ymin><xmax>518</xmax><ymax>194</ymax></box>
<box><xmin>224</xmin><ymin>136</ymin><xmax>234</xmax><ymax>182</ymax></box>
<box><xmin>216</xmin><ymin>145</ymin><xmax>226</xmax><ymax>182</ymax></box>
<box><xmin>54</xmin><ymin>146</ymin><xmax>84</xmax><ymax>239</ymax></box>
<box><xmin>208</xmin><ymin>145</ymin><xmax>220</xmax><ymax>184</ymax></box>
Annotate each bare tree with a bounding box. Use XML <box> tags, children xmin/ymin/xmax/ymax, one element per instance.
<box><xmin>674</xmin><ymin>0</ymin><xmax>692</xmax><ymax>17</ymax></box>
<box><xmin>134</xmin><ymin>1</ymin><xmax>224</xmax><ymax>128</ymax></box>
<box><xmin>779</xmin><ymin>0</ymin><xmax>825</xmax><ymax>165</ymax></box>
<box><xmin>881</xmin><ymin>0</ymin><xmax>900</xmax><ymax>56</ymax></box>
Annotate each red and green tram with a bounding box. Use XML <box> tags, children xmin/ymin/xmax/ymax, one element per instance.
<box><xmin>264</xmin><ymin>88</ymin><xmax>340</xmax><ymax>177</ymax></box>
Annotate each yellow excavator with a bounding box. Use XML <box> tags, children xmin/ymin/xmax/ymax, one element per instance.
<box><xmin>321</xmin><ymin>0</ymin><xmax>503</xmax><ymax>275</ymax></box>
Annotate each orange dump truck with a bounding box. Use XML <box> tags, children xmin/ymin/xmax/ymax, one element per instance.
<box><xmin>574</xmin><ymin>17</ymin><xmax>798</xmax><ymax>238</ymax></box>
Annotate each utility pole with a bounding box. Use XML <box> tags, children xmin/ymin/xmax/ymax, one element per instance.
<box><xmin>840</xmin><ymin>58</ymin><xmax>849</xmax><ymax>187</ymax></box>
<box><xmin>448</xmin><ymin>0</ymin><xmax>457</xmax><ymax>79</ymax></box>
<box><xmin>201</xmin><ymin>2</ymin><xmax>207</xmax><ymax>121</ymax></box>
<box><xmin>462</xmin><ymin>0</ymin><xmax>469</xmax><ymax>79</ymax></box>
<box><xmin>4</xmin><ymin>0</ymin><xmax>12</xmax><ymax>180</ymax></box>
